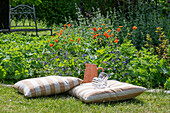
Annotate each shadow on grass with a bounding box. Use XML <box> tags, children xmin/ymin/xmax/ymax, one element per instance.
<box><xmin>26</xmin><ymin>92</ymin><xmax>145</xmax><ymax>106</ymax></box>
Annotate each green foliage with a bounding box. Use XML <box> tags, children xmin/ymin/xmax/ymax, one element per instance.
<box><xmin>127</xmin><ymin>47</ymin><xmax>169</xmax><ymax>88</ymax></box>
<box><xmin>164</xmin><ymin>77</ymin><xmax>170</xmax><ymax>90</ymax></box>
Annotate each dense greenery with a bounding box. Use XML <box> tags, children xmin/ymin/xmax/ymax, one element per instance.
<box><xmin>1</xmin><ymin>0</ymin><xmax>169</xmax><ymax>89</ymax></box>
<box><xmin>0</xmin><ymin>22</ymin><xmax>169</xmax><ymax>88</ymax></box>
<box><xmin>0</xmin><ymin>85</ymin><xmax>170</xmax><ymax>113</ymax></box>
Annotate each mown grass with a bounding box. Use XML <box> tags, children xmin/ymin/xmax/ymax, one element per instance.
<box><xmin>0</xmin><ymin>84</ymin><xmax>169</xmax><ymax>113</ymax></box>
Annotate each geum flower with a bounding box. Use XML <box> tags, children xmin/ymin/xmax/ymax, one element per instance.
<box><xmin>50</xmin><ymin>43</ymin><xmax>54</xmax><ymax>47</ymax></box>
<box><xmin>114</xmin><ymin>37</ymin><xmax>118</xmax><ymax>44</ymax></box>
<box><xmin>107</xmin><ymin>29</ymin><xmax>111</xmax><ymax>33</ymax></box>
<box><xmin>117</xmin><ymin>28</ymin><xmax>120</xmax><ymax>32</ymax></box>
<box><xmin>77</xmin><ymin>38</ymin><xmax>80</xmax><ymax>42</ymax></box>
<box><xmin>93</xmin><ymin>27</ymin><xmax>97</xmax><ymax>32</ymax></box>
<box><xmin>132</xmin><ymin>26</ymin><xmax>137</xmax><ymax>30</ymax></box>
<box><xmin>55</xmin><ymin>39</ymin><xmax>58</xmax><ymax>42</ymax></box>
<box><xmin>68</xmin><ymin>24</ymin><xmax>71</xmax><ymax>27</ymax></box>
<box><xmin>103</xmin><ymin>32</ymin><xmax>109</xmax><ymax>38</ymax></box>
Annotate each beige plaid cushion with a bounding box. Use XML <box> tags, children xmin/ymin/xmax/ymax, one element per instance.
<box><xmin>68</xmin><ymin>80</ymin><xmax>146</xmax><ymax>103</ymax></box>
<box><xmin>13</xmin><ymin>76</ymin><xmax>83</xmax><ymax>97</ymax></box>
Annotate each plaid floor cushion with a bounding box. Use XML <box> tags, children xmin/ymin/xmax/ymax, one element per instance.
<box><xmin>68</xmin><ymin>80</ymin><xmax>146</xmax><ymax>103</ymax></box>
<box><xmin>13</xmin><ymin>76</ymin><xmax>83</xmax><ymax>97</ymax></box>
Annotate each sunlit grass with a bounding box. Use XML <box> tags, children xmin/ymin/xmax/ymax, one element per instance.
<box><xmin>0</xmin><ymin>84</ymin><xmax>169</xmax><ymax>113</ymax></box>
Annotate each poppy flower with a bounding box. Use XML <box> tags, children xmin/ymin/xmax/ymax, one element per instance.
<box><xmin>70</xmin><ymin>39</ymin><xmax>73</xmax><ymax>42</ymax></box>
<box><xmin>60</xmin><ymin>30</ymin><xmax>63</xmax><ymax>32</ymax></box>
<box><xmin>68</xmin><ymin>35</ymin><xmax>71</xmax><ymax>37</ymax></box>
<box><xmin>50</xmin><ymin>43</ymin><xmax>54</xmax><ymax>47</ymax></box>
<box><xmin>64</xmin><ymin>24</ymin><xmax>66</xmax><ymax>27</ymax></box>
<box><xmin>48</xmin><ymin>40</ymin><xmax>50</xmax><ymax>42</ymax></box>
<box><xmin>128</xmin><ymin>33</ymin><xmax>130</xmax><ymax>35</ymax></box>
<box><xmin>52</xmin><ymin>35</ymin><xmax>54</xmax><ymax>38</ymax></box>
<box><xmin>119</xmin><ymin>26</ymin><xmax>123</xmax><ymax>28</ymax></box>
<box><xmin>63</xmin><ymin>27</ymin><xmax>66</xmax><ymax>30</ymax></box>
<box><xmin>104</xmin><ymin>32</ymin><xmax>109</xmax><ymax>38</ymax></box>
<box><xmin>117</xmin><ymin>28</ymin><xmax>120</xmax><ymax>32</ymax></box>
<box><xmin>65</xmin><ymin>36</ymin><xmax>66</xmax><ymax>39</ymax></box>
<box><xmin>93</xmin><ymin>27</ymin><xmax>97</xmax><ymax>32</ymax></box>
<box><xmin>102</xmin><ymin>23</ymin><xmax>105</xmax><ymax>26</ymax></box>
<box><xmin>56</xmin><ymin>32</ymin><xmax>58</xmax><ymax>35</ymax></box>
<box><xmin>132</xmin><ymin>26</ymin><xmax>137</xmax><ymax>30</ymax></box>
<box><xmin>107</xmin><ymin>29</ymin><xmax>111</xmax><ymax>33</ymax></box>
<box><xmin>55</xmin><ymin>39</ymin><xmax>58</xmax><ymax>42</ymax></box>
<box><xmin>68</xmin><ymin>24</ymin><xmax>71</xmax><ymax>27</ymax></box>
<box><xmin>53</xmin><ymin>28</ymin><xmax>55</xmax><ymax>30</ymax></box>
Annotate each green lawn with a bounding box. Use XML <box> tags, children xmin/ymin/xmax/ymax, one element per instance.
<box><xmin>0</xmin><ymin>84</ymin><xmax>169</xmax><ymax>113</ymax></box>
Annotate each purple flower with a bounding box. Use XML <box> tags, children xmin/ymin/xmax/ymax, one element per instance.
<box><xmin>126</xmin><ymin>73</ymin><xmax>129</xmax><ymax>75</ymax></box>
<box><xmin>114</xmin><ymin>68</ymin><xmax>116</xmax><ymax>71</ymax></box>
<box><xmin>59</xmin><ymin>74</ymin><xmax>62</xmax><ymax>76</ymax></box>
<box><xmin>50</xmin><ymin>58</ymin><xmax>54</xmax><ymax>61</ymax></box>
<box><xmin>109</xmin><ymin>74</ymin><xmax>111</xmax><ymax>77</ymax></box>
<box><xmin>104</xmin><ymin>61</ymin><xmax>107</xmax><ymax>63</ymax></box>
<box><xmin>123</xmin><ymin>74</ymin><xmax>125</xmax><ymax>76</ymax></box>
<box><xmin>56</xmin><ymin>56</ymin><xmax>59</xmax><ymax>59</ymax></box>
<box><xmin>66</xmin><ymin>73</ymin><xmax>69</xmax><ymax>75</ymax></box>
<box><xmin>31</xmin><ymin>58</ymin><xmax>33</xmax><ymax>60</ymax></box>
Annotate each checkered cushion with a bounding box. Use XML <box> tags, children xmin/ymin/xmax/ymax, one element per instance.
<box><xmin>13</xmin><ymin>76</ymin><xmax>83</xmax><ymax>97</ymax></box>
<box><xmin>68</xmin><ymin>80</ymin><xmax>146</xmax><ymax>103</ymax></box>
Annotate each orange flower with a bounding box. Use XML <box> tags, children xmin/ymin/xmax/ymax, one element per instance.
<box><xmin>56</xmin><ymin>32</ymin><xmax>58</xmax><ymax>35</ymax></box>
<box><xmin>111</xmin><ymin>33</ymin><xmax>114</xmax><ymax>36</ymax></box>
<box><xmin>93</xmin><ymin>27</ymin><xmax>97</xmax><ymax>32</ymax></box>
<box><xmin>96</xmin><ymin>34</ymin><xmax>99</xmax><ymax>36</ymax></box>
<box><xmin>53</xmin><ymin>28</ymin><xmax>55</xmax><ymax>30</ymax></box>
<box><xmin>99</xmin><ymin>38</ymin><xmax>102</xmax><ymax>40</ymax></box>
<box><xmin>59</xmin><ymin>32</ymin><xmax>62</xmax><ymax>35</ymax></box>
<box><xmin>117</xmin><ymin>28</ymin><xmax>120</xmax><ymax>32</ymax></box>
<box><xmin>52</xmin><ymin>35</ymin><xmax>54</xmax><ymax>38</ymax></box>
<box><xmin>55</xmin><ymin>39</ymin><xmax>58</xmax><ymax>42</ymax></box>
<box><xmin>93</xmin><ymin>35</ymin><xmax>96</xmax><ymax>39</ymax></box>
<box><xmin>68</xmin><ymin>24</ymin><xmax>71</xmax><ymax>27</ymax></box>
<box><xmin>63</xmin><ymin>27</ymin><xmax>66</xmax><ymax>30</ymax></box>
<box><xmin>119</xmin><ymin>26</ymin><xmax>123</xmax><ymax>28</ymax></box>
<box><xmin>61</xmin><ymin>36</ymin><xmax>63</xmax><ymax>38</ymax></box>
<box><xmin>65</xmin><ymin>36</ymin><xmax>66</xmax><ymax>39</ymax></box>
<box><xmin>104</xmin><ymin>32</ymin><xmax>109</xmax><ymax>38</ymax></box>
<box><xmin>77</xmin><ymin>38</ymin><xmax>80</xmax><ymax>42</ymax></box>
<box><xmin>102</xmin><ymin>23</ymin><xmax>105</xmax><ymax>26</ymax></box>
<box><xmin>98</xmin><ymin>27</ymin><xmax>102</xmax><ymax>30</ymax></box>
<box><xmin>70</xmin><ymin>39</ymin><xmax>73</xmax><ymax>42</ymax></box>
<box><xmin>132</xmin><ymin>26</ymin><xmax>137</xmax><ymax>30</ymax></box>
<box><xmin>128</xmin><ymin>33</ymin><xmax>130</xmax><ymax>35</ymax></box>
<box><xmin>107</xmin><ymin>29</ymin><xmax>111</xmax><ymax>33</ymax></box>
<box><xmin>64</xmin><ymin>24</ymin><xmax>66</xmax><ymax>27</ymax></box>
<box><xmin>114</xmin><ymin>37</ymin><xmax>118</xmax><ymax>44</ymax></box>
<box><xmin>48</xmin><ymin>40</ymin><xmax>50</xmax><ymax>42</ymax></box>
<box><xmin>50</xmin><ymin>43</ymin><xmax>53</xmax><ymax>47</ymax></box>
<box><xmin>68</xmin><ymin>35</ymin><xmax>71</xmax><ymax>37</ymax></box>
<box><xmin>60</xmin><ymin>30</ymin><xmax>63</xmax><ymax>32</ymax></box>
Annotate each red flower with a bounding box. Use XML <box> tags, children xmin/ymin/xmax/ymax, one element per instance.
<box><xmin>68</xmin><ymin>24</ymin><xmax>71</xmax><ymax>27</ymax></box>
<box><xmin>93</xmin><ymin>35</ymin><xmax>96</xmax><ymax>39</ymax></box>
<box><xmin>93</xmin><ymin>27</ymin><xmax>97</xmax><ymax>32</ymax></box>
<box><xmin>50</xmin><ymin>43</ymin><xmax>53</xmax><ymax>47</ymax></box>
<box><xmin>77</xmin><ymin>38</ymin><xmax>80</xmax><ymax>42</ymax></box>
<box><xmin>70</xmin><ymin>39</ymin><xmax>73</xmax><ymax>42</ymax></box>
<box><xmin>133</xmin><ymin>26</ymin><xmax>137</xmax><ymax>30</ymax></box>
<box><xmin>64</xmin><ymin>24</ymin><xmax>66</xmax><ymax>27</ymax></box>
<box><xmin>55</xmin><ymin>39</ymin><xmax>58</xmax><ymax>42</ymax></box>
<box><xmin>117</xmin><ymin>28</ymin><xmax>120</xmax><ymax>32</ymax></box>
